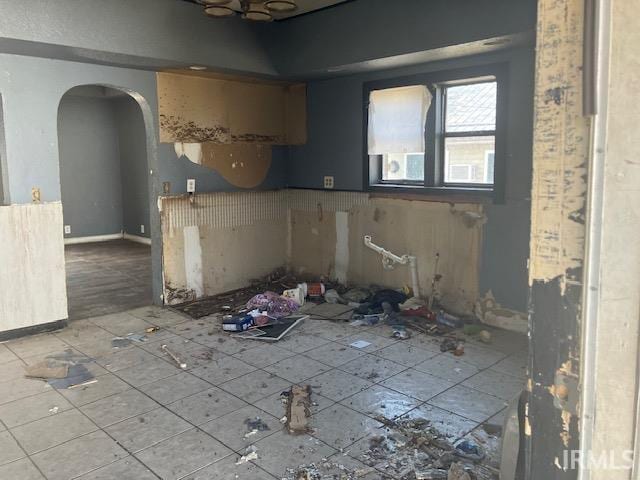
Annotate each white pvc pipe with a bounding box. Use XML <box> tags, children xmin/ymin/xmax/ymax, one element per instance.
<box><xmin>363</xmin><ymin>235</ymin><xmax>420</xmax><ymax>298</ymax></box>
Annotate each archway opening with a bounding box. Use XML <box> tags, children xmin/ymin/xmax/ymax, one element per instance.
<box><xmin>58</xmin><ymin>85</ymin><xmax>152</xmax><ymax>320</ymax></box>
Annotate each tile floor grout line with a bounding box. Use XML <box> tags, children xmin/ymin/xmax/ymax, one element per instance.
<box><xmin>1</xmin><ymin>416</ymin><xmax>52</xmax><ymax>479</ymax></box>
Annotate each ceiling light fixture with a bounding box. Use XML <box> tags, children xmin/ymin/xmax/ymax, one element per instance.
<box><xmin>264</xmin><ymin>0</ymin><xmax>297</xmax><ymax>12</ymax></box>
<box><xmin>200</xmin><ymin>0</ymin><xmax>297</xmax><ymax>21</ymax></box>
<box><xmin>204</xmin><ymin>5</ymin><xmax>235</xmax><ymax>17</ymax></box>
<box><xmin>242</xmin><ymin>3</ymin><xmax>272</xmax><ymax>21</ymax></box>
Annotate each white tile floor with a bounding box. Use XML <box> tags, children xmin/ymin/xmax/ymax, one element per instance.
<box><xmin>0</xmin><ymin>304</ymin><xmax>528</xmax><ymax>479</ymax></box>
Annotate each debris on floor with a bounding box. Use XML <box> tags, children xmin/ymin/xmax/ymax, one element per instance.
<box><xmin>24</xmin><ymin>359</ymin><xmax>69</xmax><ymax>379</ymax></box>
<box><xmin>350</xmin><ymin>340</ymin><xmax>372</xmax><ymax>349</ymax></box>
<box><xmin>285</xmin><ymin>385</ymin><xmax>312</xmax><ymax>435</ymax></box>
<box><xmin>474</xmin><ymin>291</ymin><xmax>527</xmax><ymax>334</ymax></box>
<box><xmin>236</xmin><ymin>445</ymin><xmax>259</xmax><ymax>465</ymax></box>
<box><xmin>24</xmin><ymin>350</ymin><xmax>97</xmax><ymax>389</ymax></box>
<box><xmin>161</xmin><ymin>344</ymin><xmax>187</xmax><ymax>369</ymax></box>
<box><xmin>283</xmin><ymin>461</ymin><xmax>376</xmax><ymax>480</ymax></box>
<box><xmin>354</xmin><ymin>416</ymin><xmax>499</xmax><ymax>480</ymax></box>
<box><xmin>244</xmin><ymin>416</ymin><xmax>270</xmax><ymax>438</ymax></box>
<box><xmin>111</xmin><ymin>332</ymin><xmax>147</xmax><ymax>348</ymax></box>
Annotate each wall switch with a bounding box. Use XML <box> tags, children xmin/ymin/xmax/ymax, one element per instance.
<box><xmin>140</xmin><ymin>225</ymin><xmax>145</xmax><ymax>234</ymax></box>
<box><xmin>324</xmin><ymin>176</ymin><xmax>335</xmax><ymax>189</ymax></box>
<box><xmin>64</xmin><ymin>225</ymin><xmax>71</xmax><ymax>235</ymax></box>
<box><xmin>186</xmin><ymin>179</ymin><xmax>196</xmax><ymax>193</ymax></box>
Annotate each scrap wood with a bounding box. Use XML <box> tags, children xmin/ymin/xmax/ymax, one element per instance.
<box><xmin>286</xmin><ymin>385</ymin><xmax>312</xmax><ymax>434</ymax></box>
<box><xmin>24</xmin><ymin>360</ymin><xmax>69</xmax><ymax>380</ymax></box>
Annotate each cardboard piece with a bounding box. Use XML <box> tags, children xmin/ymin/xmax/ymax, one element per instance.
<box><xmin>24</xmin><ymin>360</ymin><xmax>69</xmax><ymax>380</ymax></box>
<box><xmin>286</xmin><ymin>384</ymin><xmax>312</xmax><ymax>434</ymax></box>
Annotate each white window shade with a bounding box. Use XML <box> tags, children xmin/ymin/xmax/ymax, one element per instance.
<box><xmin>368</xmin><ymin>85</ymin><xmax>431</xmax><ymax>155</ymax></box>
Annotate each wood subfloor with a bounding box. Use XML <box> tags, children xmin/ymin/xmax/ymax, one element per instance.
<box><xmin>64</xmin><ymin>239</ymin><xmax>152</xmax><ymax>320</ymax></box>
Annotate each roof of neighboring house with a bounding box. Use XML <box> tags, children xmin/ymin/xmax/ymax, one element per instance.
<box><xmin>445</xmin><ymin>82</ymin><xmax>497</xmax><ymax>133</ymax></box>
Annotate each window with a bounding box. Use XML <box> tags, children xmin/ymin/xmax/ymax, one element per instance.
<box><xmin>365</xmin><ymin>64</ymin><xmax>506</xmax><ymax>201</ymax></box>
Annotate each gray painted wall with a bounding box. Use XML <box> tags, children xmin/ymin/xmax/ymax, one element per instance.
<box><xmin>0</xmin><ymin>53</ymin><xmax>287</xmax><ymax>304</ymax></box>
<box><xmin>115</xmin><ymin>96</ymin><xmax>151</xmax><ymax>238</ymax></box>
<box><xmin>58</xmin><ymin>95</ymin><xmax>124</xmax><ymax>237</ymax></box>
<box><xmin>286</xmin><ymin>49</ymin><xmax>534</xmax><ymax>311</ymax></box>
<box><xmin>0</xmin><ymin>0</ymin><xmax>276</xmax><ymax>76</ymax></box>
<box><xmin>260</xmin><ymin>0</ymin><xmax>536</xmax><ymax>77</ymax></box>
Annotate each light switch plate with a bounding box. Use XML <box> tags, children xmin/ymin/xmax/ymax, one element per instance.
<box><xmin>140</xmin><ymin>224</ymin><xmax>145</xmax><ymax>234</ymax></box>
<box><xmin>64</xmin><ymin>225</ymin><xmax>71</xmax><ymax>235</ymax></box>
<box><xmin>324</xmin><ymin>176</ymin><xmax>334</xmax><ymax>189</ymax></box>
<box><xmin>187</xmin><ymin>179</ymin><xmax>196</xmax><ymax>193</ymax></box>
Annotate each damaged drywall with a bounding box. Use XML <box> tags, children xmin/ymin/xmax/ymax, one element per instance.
<box><xmin>160</xmin><ymin>191</ymin><xmax>288</xmax><ymax>304</ymax></box>
<box><xmin>157</xmin><ymin>72</ymin><xmax>306</xmax><ymax>145</ymax></box>
<box><xmin>289</xmin><ymin>192</ymin><xmax>483</xmax><ymax>314</ymax></box>
<box><xmin>159</xmin><ymin>190</ymin><xmax>483</xmax><ymax>313</ymax></box>
<box><xmin>0</xmin><ymin>203</ymin><xmax>68</xmax><ymax>332</ymax></box>
<box><xmin>526</xmin><ymin>0</ymin><xmax>589</xmax><ymax>478</ymax></box>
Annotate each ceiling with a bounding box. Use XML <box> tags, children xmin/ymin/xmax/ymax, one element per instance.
<box><xmin>184</xmin><ymin>0</ymin><xmax>351</xmax><ymax>20</ymax></box>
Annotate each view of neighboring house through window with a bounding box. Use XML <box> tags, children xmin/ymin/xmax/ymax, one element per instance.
<box><xmin>443</xmin><ymin>81</ymin><xmax>497</xmax><ymax>185</ymax></box>
<box><xmin>366</xmin><ymin>65</ymin><xmax>503</xmax><ymax>196</ymax></box>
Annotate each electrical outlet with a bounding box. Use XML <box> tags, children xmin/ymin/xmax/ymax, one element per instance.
<box><xmin>324</xmin><ymin>176</ymin><xmax>334</xmax><ymax>189</ymax></box>
<box><xmin>64</xmin><ymin>225</ymin><xmax>71</xmax><ymax>235</ymax></box>
<box><xmin>187</xmin><ymin>179</ymin><xmax>196</xmax><ymax>193</ymax></box>
<box><xmin>140</xmin><ymin>224</ymin><xmax>145</xmax><ymax>234</ymax></box>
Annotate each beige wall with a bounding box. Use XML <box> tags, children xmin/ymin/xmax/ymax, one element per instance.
<box><xmin>0</xmin><ymin>203</ymin><xmax>68</xmax><ymax>332</ymax></box>
<box><xmin>160</xmin><ymin>189</ymin><xmax>484</xmax><ymax>315</ymax></box>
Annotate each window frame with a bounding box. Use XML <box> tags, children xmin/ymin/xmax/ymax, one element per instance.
<box><xmin>363</xmin><ymin>63</ymin><xmax>508</xmax><ymax>203</ymax></box>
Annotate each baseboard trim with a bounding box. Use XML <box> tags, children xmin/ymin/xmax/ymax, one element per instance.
<box><xmin>0</xmin><ymin>319</ymin><xmax>67</xmax><ymax>342</ymax></box>
<box><xmin>64</xmin><ymin>233</ymin><xmax>123</xmax><ymax>245</ymax></box>
<box><xmin>64</xmin><ymin>232</ymin><xmax>151</xmax><ymax>246</ymax></box>
<box><xmin>123</xmin><ymin>233</ymin><xmax>152</xmax><ymax>245</ymax></box>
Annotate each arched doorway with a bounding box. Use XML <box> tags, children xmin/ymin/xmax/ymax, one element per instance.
<box><xmin>57</xmin><ymin>85</ymin><xmax>152</xmax><ymax>320</ymax></box>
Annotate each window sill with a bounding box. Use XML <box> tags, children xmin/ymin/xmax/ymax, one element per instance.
<box><xmin>367</xmin><ymin>183</ymin><xmax>495</xmax><ymax>204</ymax></box>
